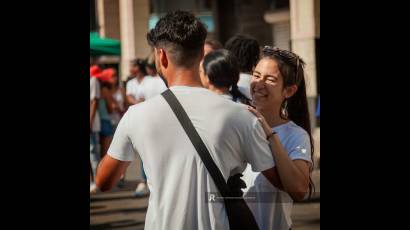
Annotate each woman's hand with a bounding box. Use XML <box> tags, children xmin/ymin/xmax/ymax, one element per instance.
<box><xmin>247</xmin><ymin>106</ymin><xmax>272</xmax><ymax>136</ymax></box>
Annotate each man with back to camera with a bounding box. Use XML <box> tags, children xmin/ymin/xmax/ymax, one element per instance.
<box><xmin>96</xmin><ymin>11</ymin><xmax>279</xmax><ymax>229</ymax></box>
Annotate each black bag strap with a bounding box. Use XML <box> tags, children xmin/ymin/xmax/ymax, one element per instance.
<box><xmin>161</xmin><ymin>89</ymin><xmax>231</xmax><ymax>197</ymax></box>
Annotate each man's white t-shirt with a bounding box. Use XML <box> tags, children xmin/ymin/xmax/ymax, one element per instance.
<box><xmin>237</xmin><ymin>73</ymin><xmax>252</xmax><ymax>100</ymax></box>
<box><xmin>137</xmin><ymin>76</ymin><xmax>167</xmax><ymax>100</ymax></box>
<box><xmin>242</xmin><ymin>121</ymin><xmax>312</xmax><ymax>230</ymax></box>
<box><xmin>108</xmin><ymin>86</ymin><xmax>274</xmax><ymax>230</ymax></box>
<box><xmin>90</xmin><ymin>77</ymin><xmax>101</xmax><ymax>132</ymax></box>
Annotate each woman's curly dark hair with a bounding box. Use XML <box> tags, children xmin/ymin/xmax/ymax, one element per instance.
<box><xmin>225</xmin><ymin>34</ymin><xmax>260</xmax><ymax>73</ymax></box>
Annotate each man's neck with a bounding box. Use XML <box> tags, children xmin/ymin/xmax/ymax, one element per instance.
<box><xmin>167</xmin><ymin>66</ymin><xmax>204</xmax><ymax>88</ymax></box>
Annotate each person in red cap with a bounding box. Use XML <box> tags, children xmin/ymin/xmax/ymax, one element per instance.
<box><xmin>90</xmin><ymin>65</ymin><xmax>102</xmax><ymax>78</ymax></box>
<box><xmin>97</xmin><ymin>68</ymin><xmax>118</xmax><ymax>165</ymax></box>
<box><xmin>100</xmin><ymin>68</ymin><xmax>125</xmax><ymax>131</ymax></box>
<box><xmin>101</xmin><ymin>68</ymin><xmax>127</xmax><ymax>187</ymax></box>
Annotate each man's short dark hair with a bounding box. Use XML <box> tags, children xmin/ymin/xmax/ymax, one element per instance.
<box><xmin>225</xmin><ymin>34</ymin><xmax>260</xmax><ymax>73</ymax></box>
<box><xmin>147</xmin><ymin>10</ymin><xmax>207</xmax><ymax>67</ymax></box>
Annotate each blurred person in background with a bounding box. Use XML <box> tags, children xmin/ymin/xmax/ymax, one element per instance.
<box><xmin>200</xmin><ymin>49</ymin><xmax>250</xmax><ymax>105</ymax></box>
<box><xmin>97</xmin><ymin>71</ymin><xmax>115</xmax><ymax>163</ymax></box>
<box><xmin>225</xmin><ymin>34</ymin><xmax>260</xmax><ymax>101</ymax></box>
<box><xmin>98</xmin><ymin>68</ymin><xmax>127</xmax><ymax>188</ymax></box>
<box><xmin>126</xmin><ymin>58</ymin><xmax>148</xmax><ymax>105</ymax></box>
<box><xmin>102</xmin><ymin>68</ymin><xmax>125</xmax><ymax>131</ymax></box>
<box><xmin>90</xmin><ymin>65</ymin><xmax>102</xmax><ymax>193</ymax></box>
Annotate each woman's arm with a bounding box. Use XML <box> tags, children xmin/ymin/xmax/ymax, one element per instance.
<box><xmin>265</xmin><ymin>136</ymin><xmax>310</xmax><ymax>201</ymax></box>
<box><xmin>248</xmin><ymin>106</ymin><xmax>311</xmax><ymax>201</ymax></box>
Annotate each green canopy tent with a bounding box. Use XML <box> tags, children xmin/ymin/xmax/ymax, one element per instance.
<box><xmin>90</xmin><ymin>32</ymin><xmax>121</xmax><ymax>56</ymax></box>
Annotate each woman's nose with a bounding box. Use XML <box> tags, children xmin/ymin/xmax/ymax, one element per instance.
<box><xmin>254</xmin><ymin>79</ymin><xmax>265</xmax><ymax>89</ymax></box>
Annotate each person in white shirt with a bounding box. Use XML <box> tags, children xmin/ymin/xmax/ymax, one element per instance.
<box><xmin>243</xmin><ymin>46</ymin><xmax>315</xmax><ymax>230</ymax></box>
<box><xmin>126</xmin><ymin>58</ymin><xmax>148</xmax><ymax>105</ymax></box>
<box><xmin>225</xmin><ymin>34</ymin><xmax>260</xmax><ymax>101</ymax></box>
<box><xmin>96</xmin><ymin>11</ymin><xmax>280</xmax><ymax>230</ymax></box>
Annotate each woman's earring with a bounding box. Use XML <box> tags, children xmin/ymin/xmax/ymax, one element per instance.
<box><xmin>281</xmin><ymin>99</ymin><xmax>288</xmax><ymax>118</ymax></box>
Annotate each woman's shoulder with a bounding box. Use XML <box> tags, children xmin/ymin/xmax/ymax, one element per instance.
<box><xmin>279</xmin><ymin>121</ymin><xmax>310</xmax><ymax>142</ymax></box>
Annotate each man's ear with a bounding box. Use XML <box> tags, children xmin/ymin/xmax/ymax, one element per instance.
<box><xmin>159</xmin><ymin>48</ymin><xmax>168</xmax><ymax>69</ymax></box>
<box><xmin>284</xmin><ymin>85</ymin><xmax>298</xmax><ymax>99</ymax></box>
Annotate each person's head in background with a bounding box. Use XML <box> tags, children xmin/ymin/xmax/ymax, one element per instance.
<box><xmin>145</xmin><ymin>53</ymin><xmax>157</xmax><ymax>77</ymax></box>
<box><xmin>101</xmin><ymin>68</ymin><xmax>118</xmax><ymax>88</ymax></box>
<box><xmin>90</xmin><ymin>65</ymin><xmax>102</xmax><ymax>78</ymax></box>
<box><xmin>200</xmin><ymin>49</ymin><xmax>250</xmax><ymax>105</ymax></box>
<box><xmin>147</xmin><ymin>10</ymin><xmax>207</xmax><ymax>86</ymax></box>
<box><xmin>98</xmin><ymin>68</ymin><xmax>114</xmax><ymax>90</ymax></box>
<box><xmin>129</xmin><ymin>58</ymin><xmax>148</xmax><ymax>79</ymax></box>
<box><xmin>225</xmin><ymin>34</ymin><xmax>260</xmax><ymax>74</ymax></box>
<box><xmin>204</xmin><ymin>38</ymin><xmax>223</xmax><ymax>56</ymax></box>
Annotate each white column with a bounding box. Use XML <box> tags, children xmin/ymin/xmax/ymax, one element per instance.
<box><xmin>290</xmin><ymin>0</ymin><xmax>318</xmax><ymax>127</ymax></box>
<box><xmin>119</xmin><ymin>0</ymin><xmax>135</xmax><ymax>82</ymax></box>
<box><xmin>119</xmin><ymin>0</ymin><xmax>150</xmax><ymax>82</ymax></box>
<box><xmin>97</xmin><ymin>0</ymin><xmax>106</xmax><ymax>37</ymax></box>
<box><xmin>290</xmin><ymin>0</ymin><xmax>317</xmax><ymax>98</ymax></box>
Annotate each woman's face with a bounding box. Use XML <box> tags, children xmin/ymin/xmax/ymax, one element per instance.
<box><xmin>146</xmin><ymin>67</ymin><xmax>154</xmax><ymax>76</ymax></box>
<box><xmin>199</xmin><ymin>61</ymin><xmax>209</xmax><ymax>88</ymax></box>
<box><xmin>130</xmin><ymin>65</ymin><xmax>140</xmax><ymax>76</ymax></box>
<box><xmin>251</xmin><ymin>58</ymin><xmax>288</xmax><ymax>108</ymax></box>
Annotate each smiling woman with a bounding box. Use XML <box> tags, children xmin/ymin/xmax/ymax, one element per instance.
<box><xmin>242</xmin><ymin>46</ymin><xmax>314</xmax><ymax>230</ymax></box>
